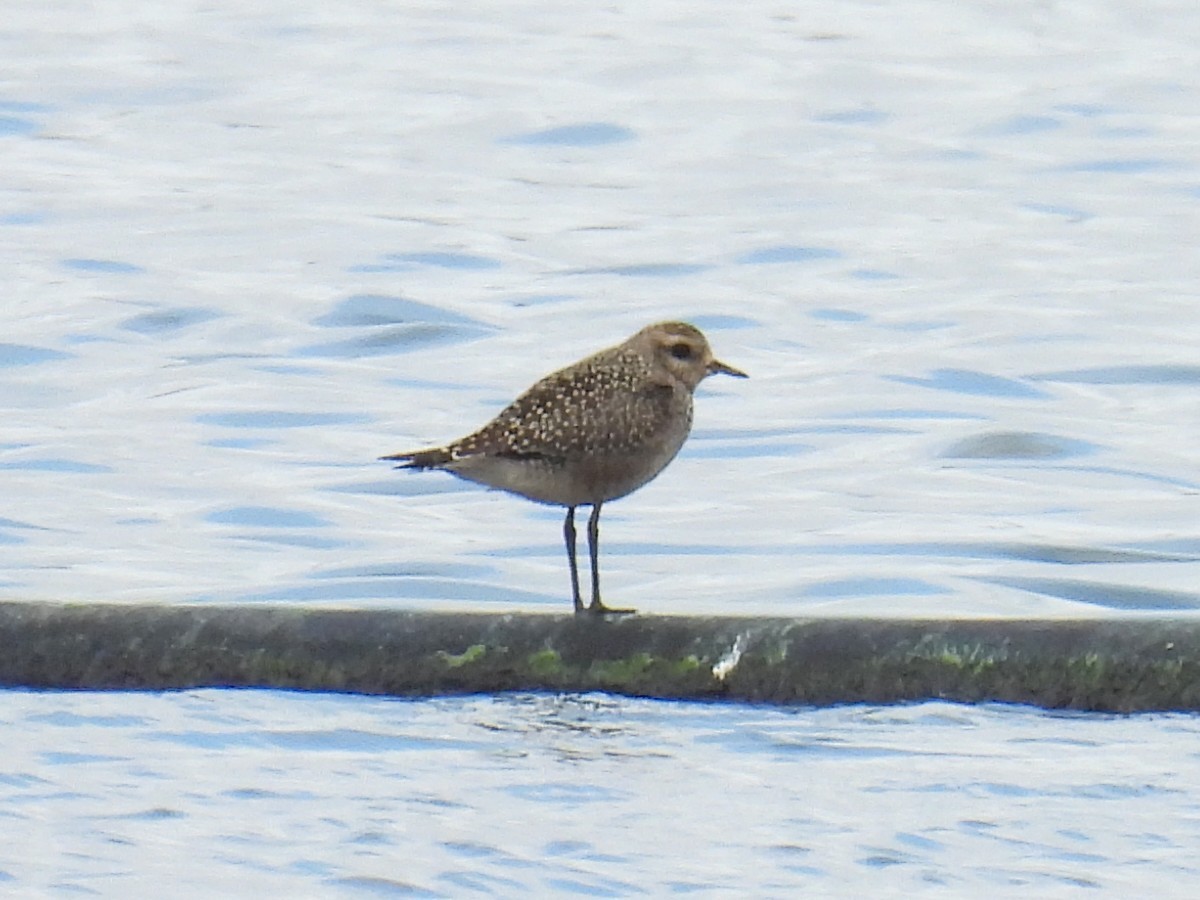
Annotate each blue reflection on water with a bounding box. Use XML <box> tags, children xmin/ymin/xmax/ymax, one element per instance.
<box><xmin>196</xmin><ymin>411</ymin><xmax>370</xmax><ymax>428</ymax></box>
<box><xmin>1032</xmin><ymin>365</ymin><xmax>1200</xmax><ymax>385</ymax></box>
<box><xmin>348</xmin><ymin>252</ymin><xmax>502</xmax><ymax>273</ymax></box>
<box><xmin>61</xmin><ymin>258</ymin><xmax>144</xmax><ymax>274</ymax></box>
<box><xmin>1021</xmin><ymin>202</ymin><xmax>1091</xmax><ymax>220</ymax></box>
<box><xmin>0</xmin><ymin>459</ymin><xmax>113</xmax><ymax>473</ymax></box>
<box><xmin>802</xmin><ymin>578</ymin><xmax>951</xmax><ymax>598</ymax></box>
<box><xmin>0</xmin><ymin>115</ymin><xmax>37</xmax><ymax>137</ymax></box>
<box><xmin>688</xmin><ymin>314</ymin><xmax>758</xmax><ymax>330</ymax></box>
<box><xmin>120</xmin><ymin>307</ymin><xmax>220</xmax><ymax>334</ymax></box>
<box><xmin>297</xmin><ymin>324</ymin><xmax>491</xmax><ymax>358</ymax></box>
<box><xmin>979</xmin><ymin>114</ymin><xmax>1062</xmax><ymax>135</ymax></box>
<box><xmin>571</xmin><ymin>262</ymin><xmax>712</xmax><ymax>277</ymax></box>
<box><xmin>817</xmin><ymin>541</ymin><xmax>1193</xmax><ymax>565</ymax></box>
<box><xmin>0</xmin><ymin>211</ymin><xmax>46</xmax><ymax>225</ymax></box>
<box><xmin>314</xmin><ymin>295</ymin><xmax>485</xmax><ymax>328</ymax></box>
<box><xmin>889</xmin><ymin>368</ymin><xmax>1049</xmax><ymax>399</ymax></box>
<box><xmin>238</xmin><ymin>577</ymin><xmax>558</xmax><ymax>605</ymax></box>
<box><xmin>982</xmin><ymin>576</ymin><xmax>1200</xmax><ymax>611</ymax></box>
<box><xmin>737</xmin><ymin>245</ymin><xmax>842</xmax><ymax>265</ymax></box>
<box><xmin>502</xmin><ymin>122</ymin><xmax>635</xmax><ymax>146</ymax></box>
<box><xmin>1058</xmin><ymin>158</ymin><xmax>1177</xmax><ymax>174</ymax></box>
<box><xmin>301</xmin><ymin>294</ymin><xmax>494</xmax><ymax>357</ymax></box>
<box><xmin>0</xmin><ymin>344</ymin><xmax>70</xmax><ymax>367</ymax></box>
<box><xmin>206</xmin><ymin>506</ymin><xmax>330</xmax><ymax>528</ymax></box>
<box><xmin>810</xmin><ymin>307</ymin><xmax>867</xmax><ymax>322</ymax></box>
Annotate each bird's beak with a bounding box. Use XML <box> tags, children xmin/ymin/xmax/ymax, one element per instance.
<box><xmin>707</xmin><ymin>358</ymin><xmax>748</xmax><ymax>378</ymax></box>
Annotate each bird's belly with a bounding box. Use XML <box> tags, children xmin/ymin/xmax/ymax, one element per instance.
<box><xmin>449</xmin><ymin>435</ymin><xmax>687</xmax><ymax>507</ymax></box>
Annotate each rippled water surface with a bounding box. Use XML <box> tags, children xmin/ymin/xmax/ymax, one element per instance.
<box><xmin>3</xmin><ymin>3</ymin><xmax>1198</xmax><ymax>619</ymax></box>
<box><xmin>3</xmin><ymin>0</ymin><xmax>1200</xmax><ymax>894</ymax></box>
<box><xmin>5</xmin><ymin>691</ymin><xmax>1200</xmax><ymax>897</ymax></box>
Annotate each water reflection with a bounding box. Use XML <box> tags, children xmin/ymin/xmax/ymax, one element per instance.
<box><xmin>60</xmin><ymin>258</ymin><xmax>144</xmax><ymax>274</ymax></box>
<box><xmin>119</xmin><ymin>307</ymin><xmax>220</xmax><ymax>335</ymax></box>
<box><xmin>0</xmin><ymin>344</ymin><xmax>70</xmax><ymax>367</ymax></box>
<box><xmin>502</xmin><ymin>122</ymin><xmax>636</xmax><ymax>146</ymax></box>
<box><xmin>1032</xmin><ymin>365</ymin><xmax>1200</xmax><ymax>385</ymax></box>
<box><xmin>349</xmin><ymin>253</ymin><xmax>503</xmax><ymax>273</ymax></box>
<box><xmin>889</xmin><ymin>369</ymin><xmax>1050</xmax><ymax>399</ymax></box>
<box><xmin>942</xmin><ymin>431</ymin><xmax>1096</xmax><ymax>460</ymax></box>
<box><xmin>301</xmin><ymin>294</ymin><xmax>494</xmax><ymax>357</ymax></box>
<box><xmin>982</xmin><ymin>577</ymin><xmax>1200</xmax><ymax>611</ymax></box>
<box><xmin>737</xmin><ymin>245</ymin><xmax>842</xmax><ymax>264</ymax></box>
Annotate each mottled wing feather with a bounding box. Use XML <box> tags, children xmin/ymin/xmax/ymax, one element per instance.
<box><xmin>449</xmin><ymin>348</ymin><xmax>681</xmax><ymax>463</ymax></box>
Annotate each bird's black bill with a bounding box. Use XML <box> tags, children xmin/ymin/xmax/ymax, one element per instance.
<box><xmin>708</xmin><ymin>359</ymin><xmax>748</xmax><ymax>378</ymax></box>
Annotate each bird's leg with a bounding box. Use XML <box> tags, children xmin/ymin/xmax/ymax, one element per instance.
<box><xmin>587</xmin><ymin>501</ymin><xmax>602</xmax><ymax>608</ymax></box>
<box><xmin>585</xmin><ymin>501</ymin><xmax>635</xmax><ymax>615</ymax></box>
<box><xmin>564</xmin><ymin>506</ymin><xmax>584</xmax><ymax>613</ymax></box>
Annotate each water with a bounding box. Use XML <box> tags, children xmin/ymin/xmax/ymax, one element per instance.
<box><xmin>5</xmin><ymin>691</ymin><xmax>1199</xmax><ymax>897</ymax></box>
<box><xmin>3</xmin><ymin>3</ymin><xmax>1198</xmax><ymax>617</ymax></box>
<box><xmin>3</xmin><ymin>0</ymin><xmax>1200</xmax><ymax>894</ymax></box>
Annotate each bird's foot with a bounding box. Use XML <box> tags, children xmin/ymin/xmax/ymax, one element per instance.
<box><xmin>580</xmin><ymin>600</ymin><xmax>636</xmax><ymax>616</ymax></box>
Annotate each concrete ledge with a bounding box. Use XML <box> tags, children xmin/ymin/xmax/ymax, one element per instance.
<box><xmin>0</xmin><ymin>602</ymin><xmax>1196</xmax><ymax>712</ymax></box>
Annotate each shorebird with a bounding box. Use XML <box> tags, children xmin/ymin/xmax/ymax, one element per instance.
<box><xmin>381</xmin><ymin>321</ymin><xmax>747</xmax><ymax>614</ymax></box>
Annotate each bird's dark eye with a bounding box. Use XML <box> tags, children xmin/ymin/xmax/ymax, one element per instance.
<box><xmin>669</xmin><ymin>342</ymin><xmax>692</xmax><ymax>360</ymax></box>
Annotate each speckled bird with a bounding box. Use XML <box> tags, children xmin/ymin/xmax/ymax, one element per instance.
<box><xmin>381</xmin><ymin>321</ymin><xmax>747</xmax><ymax>615</ymax></box>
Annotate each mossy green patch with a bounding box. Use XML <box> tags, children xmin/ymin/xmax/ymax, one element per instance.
<box><xmin>527</xmin><ymin>648</ymin><xmax>564</xmax><ymax>677</ymax></box>
<box><xmin>929</xmin><ymin>642</ymin><xmax>1005</xmax><ymax>674</ymax></box>
<box><xmin>438</xmin><ymin>644</ymin><xmax>487</xmax><ymax>668</ymax></box>
<box><xmin>589</xmin><ymin>652</ymin><xmax>654</xmax><ymax>684</ymax></box>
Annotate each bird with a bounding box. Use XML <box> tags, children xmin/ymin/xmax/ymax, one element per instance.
<box><xmin>381</xmin><ymin>321</ymin><xmax>747</xmax><ymax>615</ymax></box>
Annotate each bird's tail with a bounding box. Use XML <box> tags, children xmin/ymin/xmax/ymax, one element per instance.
<box><xmin>379</xmin><ymin>447</ymin><xmax>453</xmax><ymax>469</ymax></box>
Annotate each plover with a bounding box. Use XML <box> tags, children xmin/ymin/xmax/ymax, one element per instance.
<box><xmin>381</xmin><ymin>321</ymin><xmax>747</xmax><ymax>614</ymax></box>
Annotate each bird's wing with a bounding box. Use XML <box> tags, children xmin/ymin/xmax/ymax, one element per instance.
<box><xmin>453</xmin><ymin>354</ymin><xmax>675</xmax><ymax>461</ymax></box>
